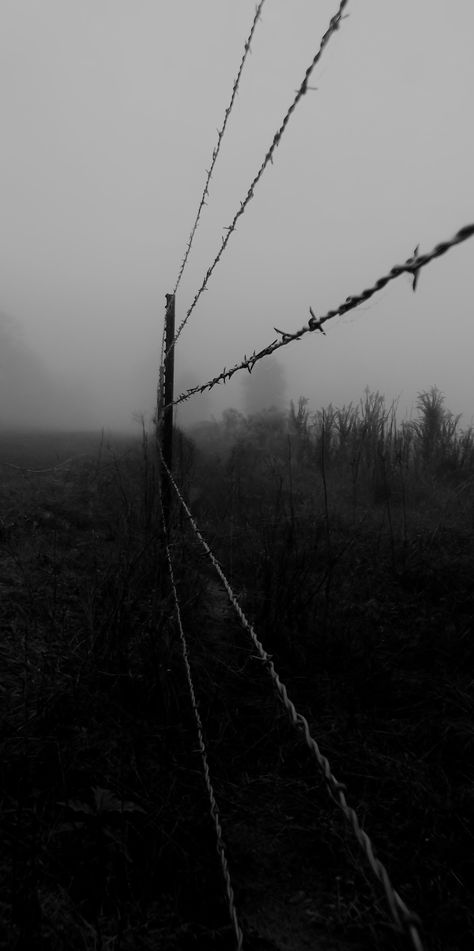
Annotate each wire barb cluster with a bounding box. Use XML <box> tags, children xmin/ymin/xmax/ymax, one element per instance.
<box><xmin>167</xmin><ymin>0</ymin><xmax>349</xmax><ymax>357</ymax></box>
<box><xmin>168</xmin><ymin>222</ymin><xmax>474</xmax><ymax>408</ymax></box>
<box><xmin>158</xmin><ymin>481</ymin><xmax>243</xmax><ymax>951</ymax></box>
<box><xmin>172</xmin><ymin>0</ymin><xmax>267</xmax><ymax>299</ymax></box>
<box><xmin>158</xmin><ymin>447</ymin><xmax>425</xmax><ymax>951</ymax></box>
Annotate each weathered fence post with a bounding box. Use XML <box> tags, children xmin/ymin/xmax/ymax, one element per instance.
<box><xmin>161</xmin><ymin>293</ymin><xmax>175</xmax><ymax>532</ymax></box>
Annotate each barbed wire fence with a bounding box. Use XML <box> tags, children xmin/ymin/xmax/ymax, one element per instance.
<box><xmin>158</xmin><ymin>446</ymin><xmax>425</xmax><ymax>951</ymax></box>
<box><xmin>158</xmin><ymin>476</ymin><xmax>244</xmax><ymax>951</ymax></box>
<box><xmin>154</xmin><ymin>0</ymin><xmax>473</xmax><ymax>946</ymax></box>
<box><xmin>165</xmin><ymin>0</ymin><xmax>349</xmax><ymax>359</ymax></box>
<box><xmin>166</xmin><ymin>222</ymin><xmax>474</xmax><ymax>409</ymax></box>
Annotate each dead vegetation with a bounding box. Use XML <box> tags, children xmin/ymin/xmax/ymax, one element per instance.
<box><xmin>1</xmin><ymin>387</ymin><xmax>473</xmax><ymax>949</ymax></box>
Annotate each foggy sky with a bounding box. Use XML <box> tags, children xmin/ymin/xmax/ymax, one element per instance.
<box><xmin>1</xmin><ymin>0</ymin><xmax>473</xmax><ymax>431</ymax></box>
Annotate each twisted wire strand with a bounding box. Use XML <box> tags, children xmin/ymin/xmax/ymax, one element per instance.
<box><xmin>168</xmin><ymin>222</ymin><xmax>474</xmax><ymax>408</ymax></box>
<box><xmin>158</xmin><ymin>447</ymin><xmax>425</xmax><ymax>951</ymax></box>
<box><xmin>166</xmin><ymin>0</ymin><xmax>349</xmax><ymax>358</ymax></box>
<box><xmin>158</xmin><ymin>480</ymin><xmax>243</xmax><ymax>951</ymax></box>
<box><xmin>173</xmin><ymin>0</ymin><xmax>267</xmax><ymax>298</ymax></box>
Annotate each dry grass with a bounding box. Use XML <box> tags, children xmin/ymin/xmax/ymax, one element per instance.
<box><xmin>2</xmin><ymin>391</ymin><xmax>473</xmax><ymax>949</ymax></box>
<box><xmin>188</xmin><ymin>390</ymin><xmax>474</xmax><ymax>950</ymax></box>
<box><xmin>0</xmin><ymin>430</ymin><xmax>232</xmax><ymax>950</ymax></box>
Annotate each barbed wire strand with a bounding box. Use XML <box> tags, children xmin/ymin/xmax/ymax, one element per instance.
<box><xmin>158</xmin><ymin>479</ymin><xmax>244</xmax><ymax>951</ymax></box>
<box><xmin>173</xmin><ymin>0</ymin><xmax>267</xmax><ymax>298</ymax></box>
<box><xmin>157</xmin><ymin>446</ymin><xmax>425</xmax><ymax>951</ymax></box>
<box><xmin>168</xmin><ymin>221</ymin><xmax>474</xmax><ymax>408</ymax></box>
<box><xmin>166</xmin><ymin>0</ymin><xmax>349</xmax><ymax>358</ymax></box>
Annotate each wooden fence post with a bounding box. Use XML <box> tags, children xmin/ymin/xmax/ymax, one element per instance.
<box><xmin>161</xmin><ymin>293</ymin><xmax>175</xmax><ymax>532</ymax></box>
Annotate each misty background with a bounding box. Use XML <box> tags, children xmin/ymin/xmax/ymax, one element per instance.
<box><xmin>0</xmin><ymin>0</ymin><xmax>473</xmax><ymax>432</ymax></box>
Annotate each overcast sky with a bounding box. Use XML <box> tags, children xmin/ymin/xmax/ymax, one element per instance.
<box><xmin>1</xmin><ymin>0</ymin><xmax>473</xmax><ymax>430</ymax></box>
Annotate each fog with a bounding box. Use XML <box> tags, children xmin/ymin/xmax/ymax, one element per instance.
<box><xmin>1</xmin><ymin>0</ymin><xmax>473</xmax><ymax>432</ymax></box>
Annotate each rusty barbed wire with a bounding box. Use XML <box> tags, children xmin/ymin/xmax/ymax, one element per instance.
<box><xmin>158</xmin><ymin>446</ymin><xmax>425</xmax><ymax>951</ymax></box>
<box><xmin>167</xmin><ymin>222</ymin><xmax>474</xmax><ymax>408</ymax></box>
<box><xmin>166</xmin><ymin>0</ymin><xmax>349</xmax><ymax>358</ymax></box>
<box><xmin>172</xmin><ymin>0</ymin><xmax>267</xmax><ymax>298</ymax></box>
<box><xmin>158</xmin><ymin>478</ymin><xmax>243</xmax><ymax>951</ymax></box>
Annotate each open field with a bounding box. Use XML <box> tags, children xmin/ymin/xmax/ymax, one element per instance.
<box><xmin>0</xmin><ymin>429</ymin><xmax>230</xmax><ymax>949</ymax></box>
<box><xmin>1</xmin><ymin>394</ymin><xmax>473</xmax><ymax>950</ymax></box>
<box><xmin>186</xmin><ymin>390</ymin><xmax>474</xmax><ymax>950</ymax></box>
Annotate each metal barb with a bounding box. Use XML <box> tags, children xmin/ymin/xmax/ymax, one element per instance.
<box><xmin>410</xmin><ymin>244</ymin><xmax>420</xmax><ymax>291</ymax></box>
<box><xmin>274</xmin><ymin>326</ymin><xmax>293</xmax><ymax>340</ymax></box>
